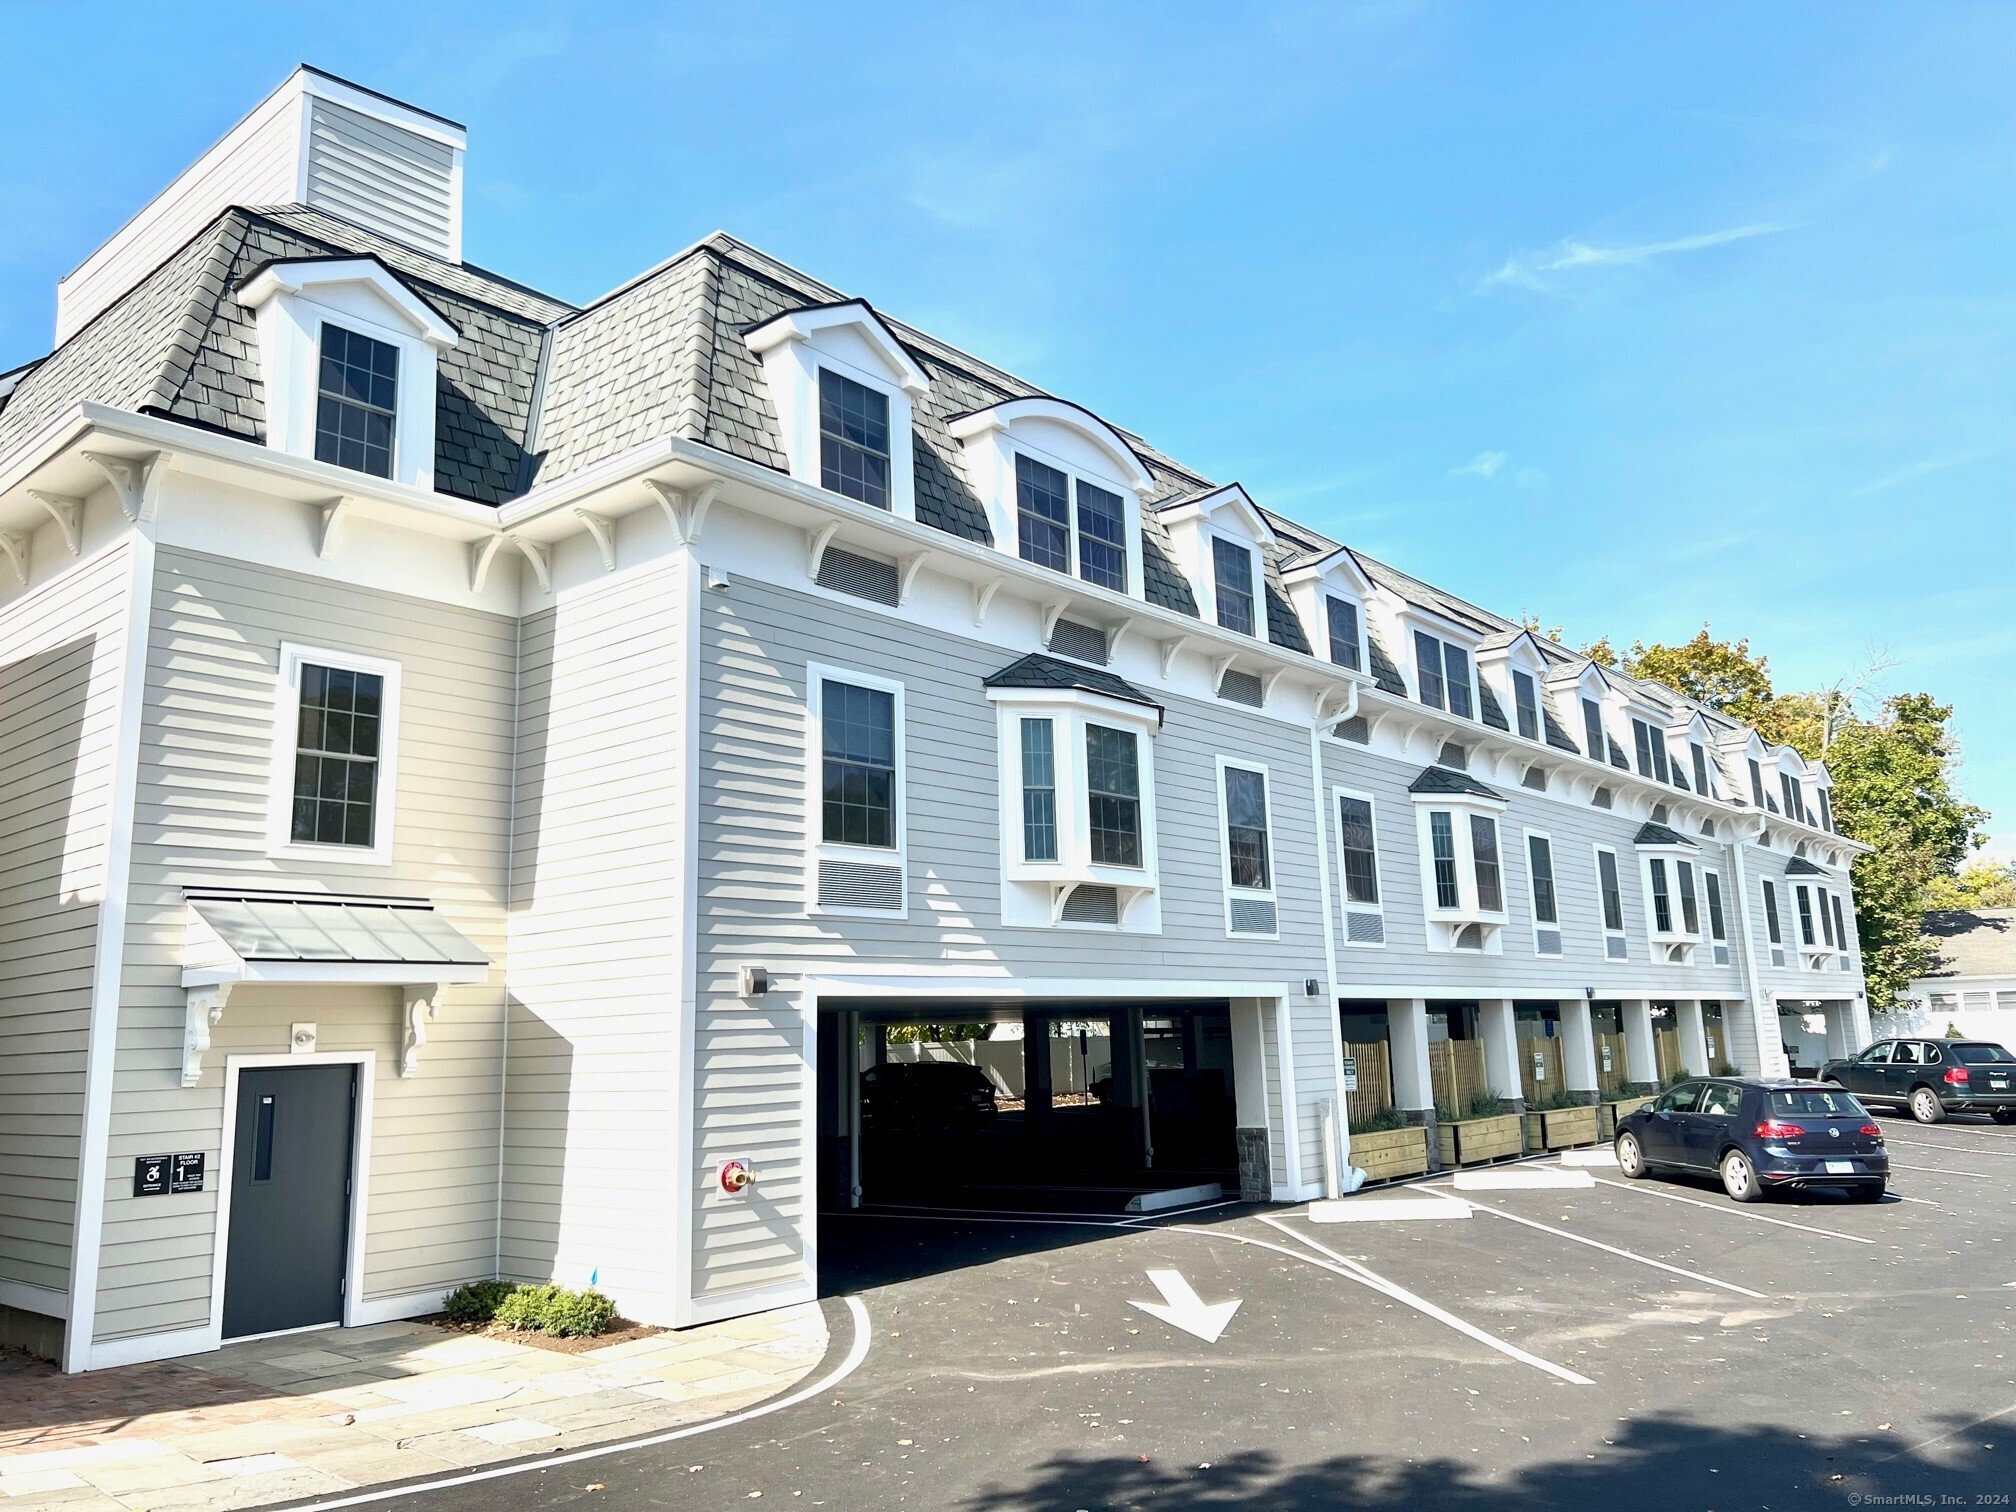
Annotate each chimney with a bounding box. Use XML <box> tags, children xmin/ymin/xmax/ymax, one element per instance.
<box><xmin>54</xmin><ymin>66</ymin><xmax>466</xmax><ymax>344</ymax></box>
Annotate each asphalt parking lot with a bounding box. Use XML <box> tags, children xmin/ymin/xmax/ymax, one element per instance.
<box><xmin>297</xmin><ymin>1111</ymin><xmax>2016</xmax><ymax>1512</ymax></box>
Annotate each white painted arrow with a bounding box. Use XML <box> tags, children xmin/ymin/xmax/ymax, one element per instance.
<box><xmin>1128</xmin><ymin>1268</ymin><xmax>1242</xmax><ymax>1343</ymax></box>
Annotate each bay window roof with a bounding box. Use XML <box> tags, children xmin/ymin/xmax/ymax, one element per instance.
<box><xmin>1634</xmin><ymin>821</ymin><xmax>1698</xmax><ymax>848</ymax></box>
<box><xmin>982</xmin><ymin>653</ymin><xmax>1164</xmax><ymax>723</ymax></box>
<box><xmin>1408</xmin><ymin>765</ymin><xmax>1504</xmax><ymax>801</ymax></box>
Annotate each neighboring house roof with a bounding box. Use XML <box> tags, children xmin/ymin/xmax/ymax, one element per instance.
<box><xmin>982</xmin><ymin>653</ymin><xmax>1163</xmax><ymax>715</ymax></box>
<box><xmin>1407</xmin><ymin>766</ymin><xmax>1504</xmax><ymax>801</ymax></box>
<box><xmin>1633</xmin><ymin>822</ymin><xmax>1697</xmax><ymax>848</ymax></box>
<box><xmin>1917</xmin><ymin>910</ymin><xmax>2016</xmax><ymax>980</ymax></box>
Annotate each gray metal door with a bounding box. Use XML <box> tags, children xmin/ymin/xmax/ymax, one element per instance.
<box><xmin>222</xmin><ymin>1065</ymin><xmax>356</xmax><ymax>1339</ymax></box>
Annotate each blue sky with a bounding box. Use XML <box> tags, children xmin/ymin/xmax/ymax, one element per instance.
<box><xmin>4</xmin><ymin>3</ymin><xmax>2011</xmax><ymax>850</ymax></box>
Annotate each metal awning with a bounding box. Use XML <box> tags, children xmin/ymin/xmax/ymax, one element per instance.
<box><xmin>180</xmin><ymin>892</ymin><xmax>490</xmax><ymax>1087</ymax></box>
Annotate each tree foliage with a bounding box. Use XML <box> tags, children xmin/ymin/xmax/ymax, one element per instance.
<box><xmin>1922</xmin><ymin>858</ymin><xmax>2016</xmax><ymax>910</ymax></box>
<box><xmin>1616</xmin><ymin>634</ymin><xmax>1984</xmax><ymax>1009</ymax></box>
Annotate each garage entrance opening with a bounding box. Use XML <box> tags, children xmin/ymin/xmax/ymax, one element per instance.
<box><xmin>816</xmin><ymin>999</ymin><xmax>1241</xmax><ymax>1220</ymax></box>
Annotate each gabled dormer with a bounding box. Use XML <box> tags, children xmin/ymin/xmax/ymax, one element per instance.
<box><xmin>1722</xmin><ymin>727</ymin><xmax>1774</xmax><ymax>811</ymax></box>
<box><xmin>746</xmin><ymin>299</ymin><xmax>932</xmax><ymax>521</ymax></box>
<box><xmin>1475</xmin><ymin>630</ymin><xmax>1552</xmax><ymax>743</ymax></box>
<box><xmin>951</xmin><ymin>397</ymin><xmax>1154</xmax><ymax>598</ymax></box>
<box><xmin>1155</xmin><ymin>483</ymin><xmax>1276</xmax><ymax>638</ymax></box>
<box><xmin>1547</xmin><ymin>659</ymin><xmax>1629</xmax><ymax>768</ymax></box>
<box><xmin>236</xmin><ymin>256</ymin><xmax>459</xmax><ymax>491</ymax></box>
<box><xmin>1281</xmin><ymin>544</ymin><xmax>1378</xmax><ymax>676</ymax></box>
<box><xmin>1393</xmin><ymin>601</ymin><xmax>1479</xmax><ymax>722</ymax></box>
<box><xmin>1811</xmin><ymin>761</ymin><xmax>1837</xmax><ymax>833</ymax></box>
<box><xmin>1670</xmin><ymin>711</ymin><xmax>1721</xmax><ymax>798</ymax></box>
<box><xmin>1772</xmin><ymin>746</ymin><xmax>1815</xmax><ymax>828</ymax></box>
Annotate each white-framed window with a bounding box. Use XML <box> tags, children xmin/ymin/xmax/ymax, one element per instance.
<box><xmin>1641</xmin><ymin>844</ymin><xmax>1704</xmax><ymax>964</ymax></box>
<box><xmin>265</xmin><ymin>642</ymin><xmax>402</xmax><ymax>867</ymax></box>
<box><xmin>1781</xmin><ymin>771</ymin><xmax>1805</xmax><ymax>825</ymax></box>
<box><xmin>1632</xmin><ymin>718</ymin><xmax>1671</xmax><ymax>784</ymax></box>
<box><xmin>1014</xmin><ymin>452</ymin><xmax>1131</xmax><ymax>592</ymax></box>
<box><xmin>1325</xmin><ymin>595</ymin><xmax>1363</xmax><ymax>673</ymax></box>
<box><xmin>1211</xmin><ymin>535</ymin><xmax>1258</xmax><ymax>636</ymax></box>
<box><xmin>1690</xmin><ymin>741</ymin><xmax>1714</xmax><ymax>801</ymax></box>
<box><xmin>1704</xmin><ymin>868</ymin><xmax>1731</xmax><ymax>965</ymax></box>
<box><xmin>1817</xmin><ymin>785</ymin><xmax>1836</xmax><ymax>833</ymax></box>
<box><xmin>806</xmin><ymin>664</ymin><xmax>908</xmax><ymax>917</ymax></box>
<box><xmin>1762</xmin><ymin>878</ymin><xmax>1787</xmax><ymax>967</ymax></box>
<box><xmin>1413</xmin><ymin>630</ymin><xmax>1475</xmax><ymax>720</ymax></box>
<box><xmin>1831</xmin><ymin>892</ymin><xmax>1852</xmax><ymax>967</ymax></box>
<box><xmin>1334</xmin><ymin>787</ymin><xmax>1385</xmax><ymax>947</ymax></box>
<box><xmin>1582</xmin><ymin>696</ymin><xmax>1607</xmax><ymax>762</ymax></box>
<box><xmin>236</xmin><ymin>258</ymin><xmax>457</xmax><ymax>491</ymax></box>
<box><xmin>748</xmin><ymin>301</ymin><xmax>930</xmax><ymax>523</ymax></box>
<box><xmin>1414</xmin><ymin>794</ymin><xmax>1508</xmax><ymax>952</ymax></box>
<box><xmin>1512</xmin><ymin>669</ymin><xmax>1541</xmax><ymax>741</ymax></box>
<box><xmin>1217</xmin><ymin>758</ymin><xmax>1278</xmax><ymax>939</ymax></box>
<box><xmin>1748</xmin><ymin>755</ymin><xmax>1767</xmax><ymax>808</ymax></box>
<box><xmin>1592</xmin><ymin>844</ymin><xmax>1627</xmax><ymax>960</ymax></box>
<box><xmin>988</xmin><ymin>686</ymin><xmax>1162</xmax><ymax>932</ymax></box>
<box><xmin>1526</xmin><ymin>829</ymin><xmax>1562</xmax><ymax>955</ymax></box>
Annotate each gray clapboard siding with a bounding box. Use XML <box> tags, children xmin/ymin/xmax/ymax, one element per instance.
<box><xmin>92</xmin><ymin>550</ymin><xmax>511</xmax><ymax>1343</ymax></box>
<box><xmin>304</xmin><ymin>97</ymin><xmax>457</xmax><ymax>260</ymax></box>
<box><xmin>690</xmin><ymin>577</ymin><xmax>1338</xmax><ymax>1297</ymax></box>
<box><xmin>503</xmin><ymin>559</ymin><xmax>689</xmax><ymax>1310</ymax></box>
<box><xmin>0</xmin><ymin>544</ymin><xmax>135</xmax><ymax>1299</ymax></box>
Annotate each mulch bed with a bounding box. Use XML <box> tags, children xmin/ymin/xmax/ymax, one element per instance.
<box><xmin>416</xmin><ymin>1315</ymin><xmax>662</xmax><ymax>1357</ymax></box>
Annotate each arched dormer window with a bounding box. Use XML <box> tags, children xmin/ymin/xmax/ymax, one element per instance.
<box><xmin>950</xmin><ymin>398</ymin><xmax>1153</xmax><ymax>598</ymax></box>
<box><xmin>1773</xmin><ymin>748</ymin><xmax>1813</xmax><ymax>827</ymax></box>
<box><xmin>745</xmin><ymin>300</ymin><xmax>931</xmax><ymax>521</ymax></box>
<box><xmin>1155</xmin><ymin>484</ymin><xmax>1276</xmax><ymax>638</ymax></box>
<box><xmin>236</xmin><ymin>257</ymin><xmax>459</xmax><ymax>490</ymax></box>
<box><xmin>1282</xmin><ymin>546</ymin><xmax>1377</xmax><ymax>675</ymax></box>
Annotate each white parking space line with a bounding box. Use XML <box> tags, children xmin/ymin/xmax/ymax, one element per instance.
<box><xmin>1164</xmin><ymin>1218</ymin><xmax>1593</xmax><ymax>1385</ymax></box>
<box><xmin>1589</xmin><ymin>1178</ymin><xmax>1874</xmax><ymax>1243</ymax></box>
<box><xmin>1424</xmin><ymin>1184</ymin><xmax>1768</xmax><ymax>1298</ymax></box>
<box><xmin>1884</xmin><ymin>1134</ymin><xmax>2016</xmax><ymax>1157</ymax></box>
<box><xmin>1887</xmin><ymin>1191</ymin><xmax>1944</xmax><ymax>1207</ymax></box>
<box><xmin>1885</xmin><ymin>1160</ymin><xmax>1995</xmax><ymax>1181</ymax></box>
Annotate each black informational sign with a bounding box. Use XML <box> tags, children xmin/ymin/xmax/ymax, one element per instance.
<box><xmin>171</xmin><ymin>1152</ymin><xmax>205</xmax><ymax>1193</ymax></box>
<box><xmin>134</xmin><ymin>1155</ymin><xmax>170</xmax><ymax>1196</ymax></box>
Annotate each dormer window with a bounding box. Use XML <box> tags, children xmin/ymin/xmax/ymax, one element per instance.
<box><xmin>1013</xmin><ymin>454</ymin><xmax>1129</xmax><ymax>591</ymax></box>
<box><xmin>1213</xmin><ymin>537</ymin><xmax>1256</xmax><ymax>635</ymax></box>
<box><xmin>1632</xmin><ymin>718</ymin><xmax>1671</xmax><ymax>784</ymax></box>
<box><xmin>1690</xmin><ymin>742</ymin><xmax>1712</xmax><ymax>800</ymax></box>
<box><xmin>1326</xmin><ymin>597</ymin><xmax>1363</xmax><ymax>672</ymax></box>
<box><xmin>1748</xmin><ymin>757</ymin><xmax>1766</xmax><ymax>807</ymax></box>
<box><xmin>1817</xmin><ymin>786</ymin><xmax>1835</xmax><ymax>833</ymax></box>
<box><xmin>819</xmin><ymin>369</ymin><xmax>891</xmax><ymax>508</ymax></box>
<box><xmin>1582</xmin><ymin>697</ymin><xmax>1606</xmax><ymax>761</ymax></box>
<box><xmin>316</xmin><ymin>325</ymin><xmax>398</xmax><ymax>478</ymax></box>
<box><xmin>1512</xmin><ymin>671</ymin><xmax>1540</xmax><ymax>741</ymax></box>
<box><xmin>1415</xmin><ymin>632</ymin><xmax>1474</xmax><ymax>719</ymax></box>
<box><xmin>1780</xmin><ymin>771</ymin><xmax>1806</xmax><ymax>825</ymax></box>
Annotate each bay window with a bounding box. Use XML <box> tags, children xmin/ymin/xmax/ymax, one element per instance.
<box><xmin>1640</xmin><ymin>835</ymin><xmax>1705</xmax><ymax>963</ymax></box>
<box><xmin>1705</xmin><ymin>869</ymin><xmax>1730</xmax><ymax>965</ymax></box>
<box><xmin>1087</xmin><ymin>724</ymin><xmax>1143</xmax><ymax>868</ymax></box>
<box><xmin>1414</xmin><ymin>785</ymin><xmax>1509</xmax><ymax>951</ymax></box>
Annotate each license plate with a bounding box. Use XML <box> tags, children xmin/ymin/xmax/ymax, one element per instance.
<box><xmin>1824</xmin><ymin>1160</ymin><xmax>1855</xmax><ymax>1174</ymax></box>
<box><xmin>1991</xmin><ymin>1078</ymin><xmax>2009</xmax><ymax>1090</ymax></box>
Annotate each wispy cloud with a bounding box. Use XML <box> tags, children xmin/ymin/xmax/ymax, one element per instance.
<box><xmin>1449</xmin><ymin>450</ymin><xmax>1506</xmax><ymax>480</ymax></box>
<box><xmin>1478</xmin><ymin>221</ymin><xmax>1795</xmax><ymax>294</ymax></box>
<box><xmin>1847</xmin><ymin>447</ymin><xmax>1995</xmax><ymax>500</ymax></box>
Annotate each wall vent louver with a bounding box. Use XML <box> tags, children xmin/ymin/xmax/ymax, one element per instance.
<box><xmin>1334</xmin><ymin>716</ymin><xmax>1370</xmax><ymax>744</ymax></box>
<box><xmin>1060</xmin><ymin>884</ymin><xmax>1120</xmax><ymax>925</ymax></box>
<box><xmin>1229</xmin><ymin>898</ymin><xmax>1278</xmax><ymax>936</ymax></box>
<box><xmin>817</xmin><ymin>859</ymin><xmax>903</xmax><ymax>911</ymax></box>
<box><xmin>1438</xmin><ymin>742</ymin><xmax>1469</xmax><ymax>771</ymax></box>
<box><xmin>1218</xmin><ymin>669</ymin><xmax>1264</xmax><ymax>707</ymax></box>
<box><xmin>1346</xmin><ymin>911</ymin><xmax>1385</xmax><ymax>944</ymax></box>
<box><xmin>816</xmin><ymin>547</ymin><xmax>901</xmax><ymax>605</ymax></box>
<box><xmin>1536</xmin><ymin>928</ymin><xmax>1563</xmax><ymax>956</ymax></box>
<box><xmin>1605</xmin><ymin>936</ymin><xmax>1628</xmax><ymax>961</ymax></box>
<box><xmin>1047</xmin><ymin>619</ymin><xmax>1110</xmax><ymax>665</ymax></box>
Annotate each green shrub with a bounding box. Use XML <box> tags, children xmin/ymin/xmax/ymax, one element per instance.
<box><xmin>1465</xmin><ymin>1093</ymin><xmax>1507</xmax><ymax>1119</ymax></box>
<box><xmin>1713</xmin><ymin>1062</ymin><xmax>1739</xmax><ymax>1077</ymax></box>
<box><xmin>442</xmin><ymin>1280</ymin><xmax>513</xmax><ymax>1324</ymax></box>
<box><xmin>1662</xmin><ymin>1067</ymin><xmax>1694</xmax><ymax>1088</ymax></box>
<box><xmin>1532</xmin><ymin>1089</ymin><xmax>1586</xmax><ymax>1112</ymax></box>
<box><xmin>494</xmin><ymin>1283</ymin><xmax>616</xmax><ymax>1339</ymax></box>
<box><xmin>1351</xmin><ymin>1106</ymin><xmax>1410</xmax><ymax>1133</ymax></box>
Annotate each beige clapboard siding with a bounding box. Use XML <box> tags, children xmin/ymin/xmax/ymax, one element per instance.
<box><xmin>503</xmin><ymin>559</ymin><xmax>687</xmax><ymax>1311</ymax></box>
<box><xmin>91</xmin><ymin>551</ymin><xmax>511</xmax><ymax>1343</ymax></box>
<box><xmin>0</xmin><ymin>543</ymin><xmax>134</xmax><ymax>1297</ymax></box>
<box><xmin>689</xmin><ymin>577</ymin><xmax>1339</xmax><ymax>1296</ymax></box>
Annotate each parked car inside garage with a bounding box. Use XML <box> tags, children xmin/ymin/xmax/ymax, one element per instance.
<box><xmin>1615</xmin><ymin>1078</ymin><xmax>1888</xmax><ymax>1202</ymax></box>
<box><xmin>1820</xmin><ymin>1038</ymin><xmax>2016</xmax><ymax>1124</ymax></box>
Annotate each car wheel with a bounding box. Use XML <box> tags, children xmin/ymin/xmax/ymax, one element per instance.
<box><xmin>1993</xmin><ymin>1109</ymin><xmax>2016</xmax><ymax>1126</ymax></box>
<box><xmin>1615</xmin><ymin>1132</ymin><xmax>1646</xmax><ymax>1179</ymax></box>
<box><xmin>1721</xmin><ymin>1149</ymin><xmax>1763</xmax><ymax>1203</ymax></box>
<box><xmin>1911</xmin><ymin>1087</ymin><xmax>1947</xmax><ymax>1124</ymax></box>
<box><xmin>1850</xmin><ymin>1183</ymin><xmax>1885</xmax><ymax>1203</ymax></box>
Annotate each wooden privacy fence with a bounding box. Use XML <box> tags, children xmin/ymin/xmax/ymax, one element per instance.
<box><xmin>1596</xmin><ymin>1033</ymin><xmax>1630</xmax><ymax>1095</ymax></box>
<box><xmin>1654</xmin><ymin>1027</ymin><xmax>1681</xmax><ymax>1083</ymax></box>
<box><xmin>1343</xmin><ymin>1040</ymin><xmax>1395</xmax><ymax>1126</ymax></box>
<box><xmin>1429</xmin><ymin>1038</ymin><xmax>1487</xmax><ymax>1115</ymax></box>
<box><xmin>1518</xmin><ymin>1036</ymin><xmax>1565</xmax><ymax>1103</ymax></box>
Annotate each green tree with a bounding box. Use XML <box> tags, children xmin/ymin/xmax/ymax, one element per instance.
<box><xmin>1622</xmin><ymin>629</ymin><xmax>1775</xmax><ymax>728</ymax></box>
<box><xmin>1922</xmin><ymin>858</ymin><xmax>2016</xmax><ymax>909</ymax></box>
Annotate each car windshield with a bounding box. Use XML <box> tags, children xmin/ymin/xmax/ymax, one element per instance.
<box><xmin>1954</xmin><ymin>1044</ymin><xmax>2016</xmax><ymax>1064</ymax></box>
<box><xmin>1767</xmin><ymin>1089</ymin><xmax>1866</xmax><ymax>1117</ymax></box>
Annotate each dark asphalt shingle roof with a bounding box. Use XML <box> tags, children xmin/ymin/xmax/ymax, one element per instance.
<box><xmin>1784</xmin><ymin>857</ymin><xmax>1826</xmax><ymax>876</ymax></box>
<box><xmin>983</xmin><ymin>653</ymin><xmax>1163</xmax><ymax>715</ymax></box>
<box><xmin>1919</xmin><ymin>910</ymin><xmax>2016</xmax><ymax>980</ymax></box>
<box><xmin>1408</xmin><ymin>766</ymin><xmax>1504</xmax><ymax>801</ymax></box>
<box><xmin>1634</xmin><ymin>822</ymin><xmax>1698</xmax><ymax>847</ymax></box>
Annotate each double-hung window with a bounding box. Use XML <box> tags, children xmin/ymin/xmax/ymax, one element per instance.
<box><xmin>1512</xmin><ymin>671</ymin><xmax>1540</xmax><ymax>741</ymax></box>
<box><xmin>1632</xmin><ymin>718</ymin><xmax>1671</xmax><ymax>784</ymax></box>
<box><xmin>1471</xmin><ymin>816</ymin><xmax>1502</xmax><ymax>911</ymax></box>
<box><xmin>1763</xmin><ymin>878</ymin><xmax>1786</xmax><ymax>964</ymax></box>
<box><xmin>1087</xmin><ymin>724</ymin><xmax>1142</xmax><ymax>868</ymax></box>
<box><xmin>1691</xmin><ymin>743</ymin><xmax>1712</xmax><ymax>799</ymax></box>
<box><xmin>1582</xmin><ymin>697</ymin><xmax>1606</xmax><ymax>762</ymax></box>
<box><xmin>1527</xmin><ymin>832</ymin><xmax>1561</xmax><ymax>955</ymax></box>
<box><xmin>1780</xmin><ymin>772</ymin><xmax>1805</xmax><ymax>825</ymax></box>
<box><xmin>1649</xmin><ymin>858</ymin><xmax>1674</xmax><ymax>933</ymax></box>
<box><xmin>1817</xmin><ymin>887</ymin><xmax>1837</xmax><ymax>948</ymax></box>
<box><xmin>1220</xmin><ymin>762</ymin><xmax>1276</xmax><ymax>937</ymax></box>
<box><xmin>818</xmin><ymin>369</ymin><xmax>891</xmax><ymax>508</ymax></box>
<box><xmin>1016</xmin><ymin>454</ymin><xmax>1072</xmax><ymax>573</ymax></box>
<box><xmin>1212</xmin><ymin>537</ymin><xmax>1256</xmax><ymax>636</ymax></box>
<box><xmin>1817</xmin><ymin>788</ymin><xmax>1835</xmax><ymax>833</ymax></box>
<box><xmin>1831</xmin><ymin>894</ymin><xmax>1850</xmax><ymax>959</ymax></box>
<box><xmin>1019</xmin><ymin>718</ymin><xmax>1057</xmax><ymax>862</ymax></box>
<box><xmin>1676</xmin><ymin>860</ymin><xmax>1701</xmax><ymax>934</ymax></box>
<box><xmin>316</xmin><ymin>324</ymin><xmax>398</xmax><ymax>479</ymax></box>
<box><xmin>268</xmin><ymin>643</ymin><xmax>402</xmax><ymax>866</ymax></box>
<box><xmin>1429</xmin><ymin>812</ymin><xmax>1460</xmax><ymax>908</ymax></box>
<box><xmin>1749</xmin><ymin>757</ymin><xmax>1767</xmax><ymax>808</ymax></box>
<box><xmin>1326</xmin><ymin>597</ymin><xmax>1363</xmax><ymax>672</ymax></box>
<box><xmin>1595</xmin><ymin>845</ymin><xmax>1627</xmax><ymax>959</ymax></box>
<box><xmin>1704</xmin><ymin>870</ymin><xmax>1730</xmax><ymax>964</ymax></box>
<box><xmin>820</xmin><ymin>681</ymin><xmax>897</xmax><ymax>848</ymax></box>
<box><xmin>1336</xmin><ymin>790</ymin><xmax>1384</xmax><ymax>946</ymax></box>
<box><xmin>1075</xmin><ymin>480</ymin><xmax>1127</xmax><ymax>591</ymax></box>
<box><xmin>1795</xmin><ymin>884</ymin><xmax>1817</xmax><ymax>947</ymax></box>
<box><xmin>1414</xmin><ymin>631</ymin><xmax>1474</xmax><ymax>719</ymax></box>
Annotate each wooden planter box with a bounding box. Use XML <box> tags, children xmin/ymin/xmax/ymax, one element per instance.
<box><xmin>1349</xmin><ymin>1126</ymin><xmax>1430</xmax><ymax>1184</ymax></box>
<box><xmin>1525</xmin><ymin>1104</ymin><xmax>1601</xmax><ymax>1151</ymax></box>
<box><xmin>1598</xmin><ymin>1096</ymin><xmax>1654</xmax><ymax>1139</ymax></box>
<box><xmin>1435</xmin><ymin>1112</ymin><xmax>1524</xmax><ymax>1167</ymax></box>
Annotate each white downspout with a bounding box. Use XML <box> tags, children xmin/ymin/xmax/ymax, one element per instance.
<box><xmin>1728</xmin><ymin>817</ymin><xmax>1786</xmax><ymax>1078</ymax></box>
<box><xmin>1309</xmin><ymin>679</ymin><xmax>1359</xmax><ymax>1197</ymax></box>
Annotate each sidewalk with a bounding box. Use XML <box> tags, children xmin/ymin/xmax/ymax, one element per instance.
<box><xmin>0</xmin><ymin>1304</ymin><xmax>829</xmax><ymax>1510</ymax></box>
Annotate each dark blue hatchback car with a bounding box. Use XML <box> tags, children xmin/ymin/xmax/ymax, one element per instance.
<box><xmin>1614</xmin><ymin>1078</ymin><xmax>1888</xmax><ymax>1203</ymax></box>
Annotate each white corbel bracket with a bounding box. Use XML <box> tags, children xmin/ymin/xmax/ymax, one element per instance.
<box><xmin>402</xmin><ymin>984</ymin><xmax>447</xmax><ymax>1077</ymax></box>
<box><xmin>642</xmin><ymin>479</ymin><xmax>721</xmax><ymax>546</ymax></box>
<box><xmin>1106</xmin><ymin>617</ymin><xmax>1138</xmax><ymax>657</ymax></box>
<box><xmin>573</xmin><ymin>508</ymin><xmax>616</xmax><ymax>571</ymax></box>
<box><xmin>314</xmin><ymin>497</ymin><xmax>351</xmax><ymax>560</ymax></box>
<box><xmin>0</xmin><ymin>532</ymin><xmax>26</xmax><ymax>587</ymax></box>
<box><xmin>511</xmin><ymin>535</ymin><xmax>552</xmax><ymax>594</ymax></box>
<box><xmin>469</xmin><ymin>534</ymin><xmax>505</xmax><ymax>594</ymax></box>
<box><xmin>26</xmin><ymin>491</ymin><xmax>83</xmax><ymax>555</ymax></box>
<box><xmin>971</xmin><ymin>575</ymin><xmax>1004</xmax><ymax>629</ymax></box>
<box><xmin>183</xmin><ymin>983</ymin><xmax>234</xmax><ymax>1087</ymax></box>
<box><xmin>805</xmin><ymin>522</ymin><xmax>840</xmax><ymax>580</ymax></box>
<box><xmin>1039</xmin><ymin>600</ymin><xmax>1070</xmax><ymax>645</ymax></box>
<box><xmin>81</xmin><ymin>450</ymin><xmax>167</xmax><ymax>524</ymax></box>
<box><xmin>1158</xmin><ymin>634</ymin><xmax>1192</xmax><ymax>680</ymax></box>
<box><xmin>897</xmin><ymin>551</ymin><xmax>931</xmax><ymax>607</ymax></box>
